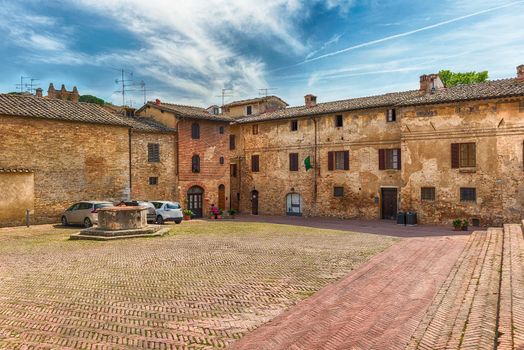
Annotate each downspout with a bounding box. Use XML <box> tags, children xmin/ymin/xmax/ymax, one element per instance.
<box><xmin>175</xmin><ymin>120</ymin><xmax>180</xmax><ymax>202</ymax></box>
<box><xmin>128</xmin><ymin>128</ymin><xmax>132</xmax><ymax>201</ymax></box>
<box><xmin>313</xmin><ymin>117</ymin><xmax>318</xmax><ymax>205</ymax></box>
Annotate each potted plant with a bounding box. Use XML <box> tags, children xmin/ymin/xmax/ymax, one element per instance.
<box><xmin>183</xmin><ymin>209</ymin><xmax>193</xmax><ymax>221</ymax></box>
<box><xmin>217</xmin><ymin>209</ymin><xmax>223</xmax><ymax>220</ymax></box>
<box><xmin>452</xmin><ymin>219</ymin><xmax>462</xmax><ymax>231</ymax></box>
<box><xmin>228</xmin><ymin>209</ymin><xmax>237</xmax><ymax>219</ymax></box>
<box><xmin>461</xmin><ymin>219</ymin><xmax>469</xmax><ymax>231</ymax></box>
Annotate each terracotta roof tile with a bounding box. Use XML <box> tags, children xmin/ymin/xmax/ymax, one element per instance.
<box><xmin>137</xmin><ymin>101</ymin><xmax>233</xmax><ymax>122</ymax></box>
<box><xmin>222</xmin><ymin>95</ymin><xmax>289</xmax><ymax>108</ymax></box>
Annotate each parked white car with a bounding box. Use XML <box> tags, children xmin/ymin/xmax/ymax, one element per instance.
<box><xmin>151</xmin><ymin>201</ymin><xmax>183</xmax><ymax>224</ymax></box>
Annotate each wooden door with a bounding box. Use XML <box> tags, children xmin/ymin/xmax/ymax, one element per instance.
<box><xmin>218</xmin><ymin>184</ymin><xmax>225</xmax><ymax>210</ymax></box>
<box><xmin>381</xmin><ymin>188</ymin><xmax>398</xmax><ymax>220</ymax></box>
<box><xmin>187</xmin><ymin>186</ymin><xmax>204</xmax><ymax>218</ymax></box>
<box><xmin>251</xmin><ymin>190</ymin><xmax>259</xmax><ymax>215</ymax></box>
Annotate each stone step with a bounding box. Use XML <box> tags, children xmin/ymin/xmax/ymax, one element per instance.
<box><xmin>406</xmin><ymin>229</ymin><xmax>503</xmax><ymax>350</ymax></box>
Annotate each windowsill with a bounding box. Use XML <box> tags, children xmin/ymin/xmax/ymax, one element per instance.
<box><xmin>459</xmin><ymin>167</ymin><xmax>476</xmax><ymax>173</ymax></box>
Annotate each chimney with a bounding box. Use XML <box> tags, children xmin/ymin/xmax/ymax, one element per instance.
<box><xmin>47</xmin><ymin>83</ymin><xmax>56</xmax><ymax>99</ymax></box>
<box><xmin>35</xmin><ymin>88</ymin><xmax>43</xmax><ymax>98</ymax></box>
<box><xmin>420</xmin><ymin>74</ymin><xmax>445</xmax><ymax>93</ymax></box>
<box><xmin>305</xmin><ymin>94</ymin><xmax>317</xmax><ymax>108</ymax></box>
<box><xmin>72</xmin><ymin>86</ymin><xmax>79</xmax><ymax>103</ymax></box>
<box><xmin>155</xmin><ymin>98</ymin><xmax>161</xmax><ymax>105</ymax></box>
<box><xmin>517</xmin><ymin>65</ymin><xmax>524</xmax><ymax>80</ymax></box>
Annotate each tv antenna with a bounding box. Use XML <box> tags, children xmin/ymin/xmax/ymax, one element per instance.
<box><xmin>113</xmin><ymin>68</ymin><xmax>134</xmax><ymax>106</ymax></box>
<box><xmin>16</xmin><ymin>76</ymin><xmax>39</xmax><ymax>93</ymax></box>
<box><xmin>216</xmin><ymin>88</ymin><xmax>233</xmax><ymax>107</ymax></box>
<box><xmin>258</xmin><ymin>87</ymin><xmax>277</xmax><ymax>98</ymax></box>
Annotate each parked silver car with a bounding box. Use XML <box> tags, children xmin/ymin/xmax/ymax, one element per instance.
<box><xmin>121</xmin><ymin>201</ymin><xmax>157</xmax><ymax>223</ymax></box>
<box><xmin>61</xmin><ymin>201</ymin><xmax>114</xmax><ymax>228</ymax></box>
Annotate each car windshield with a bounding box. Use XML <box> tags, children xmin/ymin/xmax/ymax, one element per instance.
<box><xmin>152</xmin><ymin>202</ymin><xmax>163</xmax><ymax>209</ymax></box>
<box><xmin>166</xmin><ymin>203</ymin><xmax>180</xmax><ymax>209</ymax></box>
<box><xmin>94</xmin><ymin>203</ymin><xmax>113</xmax><ymax>209</ymax></box>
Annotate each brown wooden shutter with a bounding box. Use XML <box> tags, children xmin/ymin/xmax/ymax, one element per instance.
<box><xmin>397</xmin><ymin>148</ymin><xmax>401</xmax><ymax>170</ymax></box>
<box><xmin>328</xmin><ymin>151</ymin><xmax>334</xmax><ymax>171</ymax></box>
<box><xmin>343</xmin><ymin>151</ymin><xmax>349</xmax><ymax>170</ymax></box>
<box><xmin>451</xmin><ymin>143</ymin><xmax>460</xmax><ymax>168</ymax></box>
<box><xmin>378</xmin><ymin>149</ymin><xmax>385</xmax><ymax>170</ymax></box>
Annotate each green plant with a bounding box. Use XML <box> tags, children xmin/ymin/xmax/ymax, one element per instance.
<box><xmin>183</xmin><ymin>209</ymin><xmax>193</xmax><ymax>216</ymax></box>
<box><xmin>439</xmin><ymin>70</ymin><xmax>488</xmax><ymax>88</ymax></box>
<box><xmin>228</xmin><ymin>209</ymin><xmax>237</xmax><ymax>216</ymax></box>
<box><xmin>79</xmin><ymin>94</ymin><xmax>105</xmax><ymax>105</ymax></box>
<box><xmin>462</xmin><ymin>219</ymin><xmax>469</xmax><ymax>227</ymax></box>
<box><xmin>452</xmin><ymin>219</ymin><xmax>462</xmax><ymax>228</ymax></box>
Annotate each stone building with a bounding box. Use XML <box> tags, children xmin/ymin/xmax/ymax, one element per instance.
<box><xmin>135</xmin><ymin>100</ymin><xmax>231</xmax><ymax>218</ymax></box>
<box><xmin>227</xmin><ymin>65</ymin><xmax>524</xmax><ymax>226</ymax></box>
<box><xmin>0</xmin><ymin>93</ymin><xmax>175</xmax><ymax>226</ymax></box>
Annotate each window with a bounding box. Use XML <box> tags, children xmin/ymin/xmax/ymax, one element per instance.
<box><xmin>327</xmin><ymin>151</ymin><xmax>349</xmax><ymax>170</ymax></box>
<box><xmin>251</xmin><ymin>155</ymin><xmax>260</xmax><ymax>172</ymax></box>
<box><xmin>213</xmin><ymin>107</ymin><xmax>220</xmax><ymax>115</ymax></box>
<box><xmin>219</xmin><ymin>156</ymin><xmax>224</xmax><ymax>165</ymax></box>
<box><xmin>451</xmin><ymin>143</ymin><xmax>476</xmax><ymax>168</ymax></box>
<box><xmin>460</xmin><ymin>187</ymin><xmax>476</xmax><ymax>202</ymax></box>
<box><xmin>335</xmin><ymin>115</ymin><xmax>343</xmax><ymax>127</ymax></box>
<box><xmin>378</xmin><ymin>149</ymin><xmax>401</xmax><ymax>170</ymax></box>
<box><xmin>252</xmin><ymin>124</ymin><xmax>259</xmax><ymax>135</ymax></box>
<box><xmin>191</xmin><ymin>123</ymin><xmax>200</xmax><ymax>139</ymax></box>
<box><xmin>191</xmin><ymin>155</ymin><xmax>200</xmax><ymax>173</ymax></box>
<box><xmin>386</xmin><ymin>109</ymin><xmax>396</xmax><ymax>122</ymax></box>
<box><xmin>334</xmin><ymin>186</ymin><xmax>344</xmax><ymax>197</ymax></box>
<box><xmin>148</xmin><ymin>143</ymin><xmax>160</xmax><ymax>162</ymax></box>
<box><xmin>289</xmin><ymin>153</ymin><xmax>299</xmax><ymax>171</ymax></box>
<box><xmin>149</xmin><ymin>177</ymin><xmax>158</xmax><ymax>186</ymax></box>
<box><xmin>219</xmin><ymin>126</ymin><xmax>224</xmax><ymax>134</ymax></box>
<box><xmin>246</xmin><ymin>105</ymin><xmax>252</xmax><ymax>115</ymax></box>
<box><xmin>229</xmin><ymin>135</ymin><xmax>236</xmax><ymax>150</ymax></box>
<box><xmin>421</xmin><ymin>187</ymin><xmax>436</xmax><ymax>201</ymax></box>
<box><xmin>230</xmin><ymin>164</ymin><xmax>237</xmax><ymax>177</ymax></box>
<box><xmin>291</xmin><ymin>120</ymin><xmax>298</xmax><ymax>131</ymax></box>
<box><xmin>519</xmin><ymin>101</ymin><xmax>524</xmax><ymax>113</ymax></box>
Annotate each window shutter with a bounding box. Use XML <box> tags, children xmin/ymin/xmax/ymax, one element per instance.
<box><xmin>343</xmin><ymin>151</ymin><xmax>349</xmax><ymax>170</ymax></box>
<box><xmin>378</xmin><ymin>149</ymin><xmax>385</xmax><ymax>170</ymax></box>
<box><xmin>397</xmin><ymin>148</ymin><xmax>401</xmax><ymax>170</ymax></box>
<box><xmin>328</xmin><ymin>151</ymin><xmax>334</xmax><ymax>171</ymax></box>
<box><xmin>451</xmin><ymin>143</ymin><xmax>460</xmax><ymax>168</ymax></box>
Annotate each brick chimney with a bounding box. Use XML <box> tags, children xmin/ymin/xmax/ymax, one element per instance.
<box><xmin>35</xmin><ymin>88</ymin><xmax>43</xmax><ymax>98</ymax></box>
<box><xmin>155</xmin><ymin>98</ymin><xmax>161</xmax><ymax>105</ymax></box>
<box><xmin>517</xmin><ymin>65</ymin><xmax>524</xmax><ymax>80</ymax></box>
<box><xmin>420</xmin><ymin>74</ymin><xmax>445</xmax><ymax>93</ymax></box>
<box><xmin>47</xmin><ymin>83</ymin><xmax>56</xmax><ymax>99</ymax></box>
<box><xmin>72</xmin><ymin>86</ymin><xmax>79</xmax><ymax>103</ymax></box>
<box><xmin>305</xmin><ymin>94</ymin><xmax>317</xmax><ymax>108</ymax></box>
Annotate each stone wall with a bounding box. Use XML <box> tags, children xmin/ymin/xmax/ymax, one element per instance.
<box><xmin>0</xmin><ymin>115</ymin><xmax>130</xmax><ymax>225</ymax></box>
<box><xmin>130</xmin><ymin>131</ymin><xmax>176</xmax><ymax>201</ymax></box>
<box><xmin>0</xmin><ymin>172</ymin><xmax>34</xmax><ymax>226</ymax></box>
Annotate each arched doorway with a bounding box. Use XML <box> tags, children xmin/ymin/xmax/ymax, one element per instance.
<box><xmin>286</xmin><ymin>193</ymin><xmax>302</xmax><ymax>216</ymax></box>
<box><xmin>218</xmin><ymin>184</ymin><xmax>225</xmax><ymax>210</ymax></box>
<box><xmin>251</xmin><ymin>190</ymin><xmax>259</xmax><ymax>215</ymax></box>
<box><xmin>187</xmin><ymin>186</ymin><xmax>204</xmax><ymax>218</ymax></box>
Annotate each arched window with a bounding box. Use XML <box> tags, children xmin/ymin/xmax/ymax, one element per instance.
<box><xmin>191</xmin><ymin>123</ymin><xmax>200</xmax><ymax>139</ymax></box>
<box><xmin>192</xmin><ymin>155</ymin><xmax>200</xmax><ymax>173</ymax></box>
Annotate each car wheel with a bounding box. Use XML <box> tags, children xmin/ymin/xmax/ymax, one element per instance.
<box><xmin>83</xmin><ymin>218</ymin><xmax>92</xmax><ymax>228</ymax></box>
<box><xmin>157</xmin><ymin>215</ymin><xmax>164</xmax><ymax>225</ymax></box>
<box><xmin>61</xmin><ymin>216</ymin><xmax>68</xmax><ymax>226</ymax></box>
<box><xmin>174</xmin><ymin>219</ymin><xmax>182</xmax><ymax>224</ymax></box>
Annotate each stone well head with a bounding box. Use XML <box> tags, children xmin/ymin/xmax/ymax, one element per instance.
<box><xmin>97</xmin><ymin>206</ymin><xmax>148</xmax><ymax>231</ymax></box>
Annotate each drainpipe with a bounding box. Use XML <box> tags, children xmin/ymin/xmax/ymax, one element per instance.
<box><xmin>313</xmin><ymin>117</ymin><xmax>319</xmax><ymax>205</ymax></box>
<box><xmin>128</xmin><ymin>128</ymin><xmax>132</xmax><ymax>201</ymax></box>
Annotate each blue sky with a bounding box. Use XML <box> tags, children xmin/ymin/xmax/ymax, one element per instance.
<box><xmin>0</xmin><ymin>0</ymin><xmax>523</xmax><ymax>107</ymax></box>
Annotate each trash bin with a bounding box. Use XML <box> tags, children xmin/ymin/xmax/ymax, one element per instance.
<box><xmin>406</xmin><ymin>211</ymin><xmax>418</xmax><ymax>226</ymax></box>
<box><xmin>397</xmin><ymin>212</ymin><xmax>406</xmax><ymax>225</ymax></box>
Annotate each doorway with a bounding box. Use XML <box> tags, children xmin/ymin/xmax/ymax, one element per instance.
<box><xmin>286</xmin><ymin>193</ymin><xmax>302</xmax><ymax>216</ymax></box>
<box><xmin>187</xmin><ymin>186</ymin><xmax>204</xmax><ymax>218</ymax></box>
<box><xmin>381</xmin><ymin>188</ymin><xmax>398</xmax><ymax>220</ymax></box>
<box><xmin>251</xmin><ymin>190</ymin><xmax>259</xmax><ymax>215</ymax></box>
<box><xmin>218</xmin><ymin>184</ymin><xmax>225</xmax><ymax>210</ymax></box>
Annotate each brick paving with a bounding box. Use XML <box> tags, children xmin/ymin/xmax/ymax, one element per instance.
<box><xmin>0</xmin><ymin>221</ymin><xmax>395</xmax><ymax>350</ymax></box>
<box><xmin>230</xmin><ymin>235</ymin><xmax>469</xmax><ymax>350</ymax></box>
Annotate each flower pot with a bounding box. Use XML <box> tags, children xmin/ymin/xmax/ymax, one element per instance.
<box><xmin>183</xmin><ymin>215</ymin><xmax>191</xmax><ymax>221</ymax></box>
<box><xmin>218</xmin><ymin>215</ymin><xmax>222</xmax><ymax>220</ymax></box>
<box><xmin>461</xmin><ymin>226</ymin><xmax>468</xmax><ymax>231</ymax></box>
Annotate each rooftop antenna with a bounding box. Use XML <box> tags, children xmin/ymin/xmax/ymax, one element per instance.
<box><xmin>258</xmin><ymin>87</ymin><xmax>278</xmax><ymax>99</ymax></box>
<box><xmin>16</xmin><ymin>76</ymin><xmax>35</xmax><ymax>93</ymax></box>
<box><xmin>216</xmin><ymin>88</ymin><xmax>233</xmax><ymax>107</ymax></box>
<box><xmin>112</xmin><ymin>68</ymin><xmax>134</xmax><ymax>106</ymax></box>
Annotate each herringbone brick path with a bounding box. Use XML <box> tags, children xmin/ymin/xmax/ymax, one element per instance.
<box><xmin>0</xmin><ymin>222</ymin><xmax>394</xmax><ymax>350</ymax></box>
<box><xmin>229</xmin><ymin>236</ymin><xmax>468</xmax><ymax>350</ymax></box>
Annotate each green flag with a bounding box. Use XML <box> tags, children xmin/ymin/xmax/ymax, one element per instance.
<box><xmin>304</xmin><ymin>156</ymin><xmax>312</xmax><ymax>171</ymax></box>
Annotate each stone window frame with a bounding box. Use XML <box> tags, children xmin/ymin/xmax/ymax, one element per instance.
<box><xmin>335</xmin><ymin>114</ymin><xmax>343</xmax><ymax>128</ymax></box>
<box><xmin>251</xmin><ymin>155</ymin><xmax>260</xmax><ymax>172</ymax></box>
<box><xmin>191</xmin><ymin>154</ymin><xmax>201</xmax><ymax>173</ymax></box>
<box><xmin>386</xmin><ymin>108</ymin><xmax>397</xmax><ymax>122</ymax></box>
<box><xmin>460</xmin><ymin>187</ymin><xmax>476</xmax><ymax>202</ymax></box>
<box><xmin>149</xmin><ymin>177</ymin><xmax>158</xmax><ymax>186</ymax></box>
<box><xmin>378</xmin><ymin>148</ymin><xmax>401</xmax><ymax>170</ymax></box>
<box><xmin>421</xmin><ymin>187</ymin><xmax>436</xmax><ymax>201</ymax></box>
<box><xmin>290</xmin><ymin>120</ymin><xmax>299</xmax><ymax>131</ymax></box>
<box><xmin>147</xmin><ymin>143</ymin><xmax>160</xmax><ymax>163</ymax></box>
<box><xmin>328</xmin><ymin>151</ymin><xmax>349</xmax><ymax>171</ymax></box>
<box><xmin>246</xmin><ymin>105</ymin><xmax>253</xmax><ymax>115</ymax></box>
<box><xmin>289</xmin><ymin>153</ymin><xmax>299</xmax><ymax>171</ymax></box>
<box><xmin>334</xmin><ymin>186</ymin><xmax>344</xmax><ymax>197</ymax></box>
<box><xmin>219</xmin><ymin>156</ymin><xmax>224</xmax><ymax>165</ymax></box>
<box><xmin>451</xmin><ymin>143</ymin><xmax>476</xmax><ymax>169</ymax></box>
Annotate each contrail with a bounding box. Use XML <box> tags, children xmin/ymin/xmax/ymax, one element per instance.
<box><xmin>292</xmin><ymin>1</ymin><xmax>524</xmax><ymax>67</ymax></box>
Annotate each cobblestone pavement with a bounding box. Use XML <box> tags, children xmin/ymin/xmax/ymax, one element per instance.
<box><xmin>0</xmin><ymin>221</ymin><xmax>395</xmax><ymax>350</ymax></box>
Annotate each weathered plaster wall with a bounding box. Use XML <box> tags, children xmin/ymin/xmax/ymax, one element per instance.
<box><xmin>0</xmin><ymin>172</ymin><xmax>34</xmax><ymax>226</ymax></box>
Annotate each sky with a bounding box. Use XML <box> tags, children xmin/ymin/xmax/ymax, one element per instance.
<box><xmin>0</xmin><ymin>0</ymin><xmax>523</xmax><ymax>107</ymax></box>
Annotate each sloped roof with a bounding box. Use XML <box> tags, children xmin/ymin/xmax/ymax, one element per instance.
<box><xmin>397</xmin><ymin>78</ymin><xmax>524</xmax><ymax>106</ymax></box>
<box><xmin>137</xmin><ymin>101</ymin><xmax>233</xmax><ymax>122</ymax></box>
<box><xmin>0</xmin><ymin>94</ymin><xmax>174</xmax><ymax>133</ymax></box>
<box><xmin>234</xmin><ymin>90</ymin><xmax>421</xmax><ymax>123</ymax></box>
<box><xmin>222</xmin><ymin>95</ymin><xmax>289</xmax><ymax>108</ymax></box>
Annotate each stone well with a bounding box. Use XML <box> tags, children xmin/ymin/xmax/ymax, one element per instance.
<box><xmin>98</xmin><ymin>206</ymin><xmax>147</xmax><ymax>230</ymax></box>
